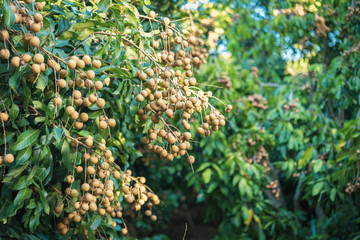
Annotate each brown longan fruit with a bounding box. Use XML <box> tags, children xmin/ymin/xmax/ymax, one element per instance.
<box><xmin>35</xmin><ymin>2</ymin><xmax>44</xmax><ymax>11</ymax></box>
<box><xmin>29</xmin><ymin>36</ymin><xmax>40</xmax><ymax>47</ymax></box>
<box><xmin>188</xmin><ymin>155</ymin><xmax>195</xmax><ymax>164</ymax></box>
<box><xmin>77</xmin><ymin>59</ymin><xmax>85</xmax><ymax>69</ymax></box>
<box><xmin>66</xmin><ymin>175</ymin><xmax>74</xmax><ymax>184</ymax></box>
<box><xmin>150</xmin><ymin>215</ymin><xmax>157</xmax><ymax>221</ymax></box>
<box><xmin>139</xmin><ymin>72</ymin><xmax>147</xmax><ymax>81</ymax></box>
<box><xmin>99</xmin><ymin>120</ymin><xmax>108</xmax><ymax>129</ymax></box>
<box><xmin>126</xmin><ymin>195</ymin><xmax>134</xmax><ymax>203</ymax></box>
<box><xmin>33</xmin><ymin>13</ymin><xmax>43</xmax><ymax>23</ymax></box>
<box><xmin>113</xmin><ymin>171</ymin><xmax>121</xmax><ymax>179</ymax></box>
<box><xmin>0</xmin><ymin>30</ymin><xmax>9</xmax><ymax>42</ymax></box>
<box><xmin>65</xmin><ymin>106</ymin><xmax>75</xmax><ymax>116</ymax></box>
<box><xmin>4</xmin><ymin>154</ymin><xmax>14</xmax><ymax>164</ymax></box>
<box><xmin>32</xmin><ymin>53</ymin><xmax>44</xmax><ymax>64</ymax></box>
<box><xmin>152</xmin><ymin>40</ymin><xmax>159</xmax><ymax>48</ymax></box>
<box><xmin>74</xmin><ymin>121</ymin><xmax>83</xmax><ymax>129</ymax></box>
<box><xmin>92</xmin><ymin>59</ymin><xmax>101</xmax><ymax>68</ymax></box>
<box><xmin>54</xmin><ymin>204</ymin><xmax>64</xmax><ymax>214</ymax></box>
<box><xmin>89</xmin><ymin>202</ymin><xmax>97</xmax><ymax>212</ymax></box>
<box><xmin>162</xmin><ymin>17</ymin><xmax>170</xmax><ymax>26</ymax></box>
<box><xmin>148</xmin><ymin>10</ymin><xmax>156</xmax><ymax>18</ymax></box>
<box><xmin>0</xmin><ymin>112</ymin><xmax>9</xmax><ymax>121</ymax></box>
<box><xmin>79</xmin><ymin>112</ymin><xmax>88</xmax><ymax>122</ymax></box>
<box><xmin>76</xmin><ymin>166</ymin><xmax>83</xmax><ymax>173</ymax></box>
<box><xmin>86</xmin><ymin>70</ymin><xmax>95</xmax><ymax>79</ymax></box>
<box><xmin>30</xmin><ymin>22</ymin><xmax>41</xmax><ymax>33</ymax></box>
<box><xmin>94</xmin><ymin>81</ymin><xmax>103</xmax><ymax>90</ymax></box>
<box><xmin>31</xmin><ymin>64</ymin><xmax>41</xmax><ymax>74</ymax></box>
<box><xmin>73</xmin><ymin>90</ymin><xmax>82</xmax><ymax>99</ymax></box>
<box><xmin>0</xmin><ymin>49</ymin><xmax>10</xmax><ymax>59</ymax></box>
<box><xmin>57</xmin><ymin>79</ymin><xmax>67</xmax><ymax>88</ymax></box>
<box><xmin>11</xmin><ymin>57</ymin><xmax>20</xmax><ymax>68</ymax></box>
<box><xmin>53</xmin><ymin>97</ymin><xmax>62</xmax><ymax>107</ymax></box>
<box><xmin>21</xmin><ymin>54</ymin><xmax>31</xmax><ymax>63</ymax></box>
<box><xmin>121</xmin><ymin>228</ymin><xmax>128</xmax><ymax>235</ymax></box>
<box><xmin>89</xmin><ymin>94</ymin><xmax>97</xmax><ymax>103</ymax></box>
<box><xmin>67</xmin><ymin>60</ymin><xmax>77</xmax><ymax>69</ymax></box>
<box><xmin>96</xmin><ymin>98</ymin><xmax>105</xmax><ymax>108</ymax></box>
<box><xmin>183</xmin><ymin>132</ymin><xmax>191</xmax><ymax>140</ymax></box>
<box><xmin>136</xmin><ymin>94</ymin><xmax>144</xmax><ymax>102</ymax></box>
<box><xmin>82</xmin><ymin>55</ymin><xmax>91</xmax><ymax>65</ymax></box>
<box><xmin>108</xmin><ymin>118</ymin><xmax>116</xmax><ymax>127</ymax></box>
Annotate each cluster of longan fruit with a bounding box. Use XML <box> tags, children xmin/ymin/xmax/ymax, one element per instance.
<box><xmin>0</xmin><ymin>112</ymin><xmax>14</xmax><ymax>166</ymax></box>
<box><xmin>217</xmin><ymin>72</ymin><xmax>232</xmax><ymax>89</ymax></box>
<box><xmin>315</xmin><ymin>15</ymin><xmax>330</xmax><ymax>38</ymax></box>
<box><xmin>345</xmin><ymin>179</ymin><xmax>360</xmax><ymax>194</ymax></box>
<box><xmin>135</xmin><ymin>14</ymin><xmax>232</xmax><ymax>164</ymax></box>
<box><xmin>266</xmin><ymin>180</ymin><xmax>280</xmax><ymax>200</ymax></box>
<box><xmin>55</xmin><ymin>143</ymin><xmax>159</xmax><ymax>236</ymax></box>
<box><xmin>0</xmin><ymin>1</ymin><xmax>44</xmax><ymax>65</ymax></box>
<box><xmin>246</xmin><ymin>94</ymin><xmax>268</xmax><ymax>110</ymax></box>
<box><xmin>283</xmin><ymin>100</ymin><xmax>299</xmax><ymax>112</ymax></box>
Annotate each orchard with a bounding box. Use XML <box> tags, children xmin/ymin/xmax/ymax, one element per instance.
<box><xmin>0</xmin><ymin>0</ymin><xmax>359</xmax><ymax>240</ymax></box>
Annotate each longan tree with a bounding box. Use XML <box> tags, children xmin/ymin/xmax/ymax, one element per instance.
<box><xmin>0</xmin><ymin>0</ymin><xmax>230</xmax><ymax>238</ymax></box>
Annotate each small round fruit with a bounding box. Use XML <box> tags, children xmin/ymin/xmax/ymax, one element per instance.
<box><xmin>76</xmin><ymin>59</ymin><xmax>85</xmax><ymax>69</ymax></box>
<box><xmin>33</xmin><ymin>53</ymin><xmax>44</xmax><ymax>64</ymax></box>
<box><xmin>108</xmin><ymin>118</ymin><xmax>116</xmax><ymax>127</ymax></box>
<box><xmin>80</xmin><ymin>112</ymin><xmax>88</xmax><ymax>122</ymax></box>
<box><xmin>0</xmin><ymin>112</ymin><xmax>9</xmax><ymax>121</ymax></box>
<box><xmin>31</xmin><ymin>64</ymin><xmax>41</xmax><ymax>74</ymax></box>
<box><xmin>85</xmin><ymin>138</ymin><xmax>93</xmax><ymax>147</ymax></box>
<box><xmin>53</xmin><ymin>97</ymin><xmax>62</xmax><ymax>107</ymax></box>
<box><xmin>94</xmin><ymin>81</ymin><xmax>103</xmax><ymax>90</ymax></box>
<box><xmin>0</xmin><ymin>49</ymin><xmax>10</xmax><ymax>59</ymax></box>
<box><xmin>30</xmin><ymin>22</ymin><xmax>42</xmax><ymax>33</ymax></box>
<box><xmin>162</xmin><ymin>17</ymin><xmax>170</xmax><ymax>26</ymax></box>
<box><xmin>139</xmin><ymin>72</ymin><xmax>147</xmax><ymax>81</ymax></box>
<box><xmin>96</xmin><ymin>98</ymin><xmax>105</xmax><ymax>108</ymax></box>
<box><xmin>121</xmin><ymin>228</ymin><xmax>128</xmax><ymax>235</ymax></box>
<box><xmin>4</xmin><ymin>154</ymin><xmax>14</xmax><ymax>164</ymax></box>
<box><xmin>29</xmin><ymin>36</ymin><xmax>40</xmax><ymax>47</ymax></box>
<box><xmin>99</xmin><ymin>120</ymin><xmax>108</xmax><ymax>129</ymax></box>
<box><xmin>57</xmin><ymin>79</ymin><xmax>67</xmax><ymax>88</ymax></box>
<box><xmin>86</xmin><ymin>70</ymin><xmax>95</xmax><ymax>79</ymax></box>
<box><xmin>33</xmin><ymin>13</ymin><xmax>43</xmax><ymax>23</ymax></box>
<box><xmin>136</xmin><ymin>94</ymin><xmax>144</xmax><ymax>102</ymax></box>
<box><xmin>82</xmin><ymin>55</ymin><xmax>91</xmax><ymax>65</ymax></box>
<box><xmin>65</xmin><ymin>106</ymin><xmax>76</xmax><ymax>116</ymax></box>
<box><xmin>11</xmin><ymin>57</ymin><xmax>21</xmax><ymax>68</ymax></box>
<box><xmin>67</xmin><ymin>60</ymin><xmax>77</xmax><ymax>69</ymax></box>
<box><xmin>35</xmin><ymin>2</ymin><xmax>44</xmax><ymax>11</ymax></box>
<box><xmin>0</xmin><ymin>30</ymin><xmax>9</xmax><ymax>42</ymax></box>
<box><xmin>22</xmin><ymin>54</ymin><xmax>32</xmax><ymax>63</ymax></box>
<box><xmin>92</xmin><ymin>59</ymin><xmax>101</xmax><ymax>68</ymax></box>
<box><xmin>148</xmin><ymin>11</ymin><xmax>156</xmax><ymax>18</ymax></box>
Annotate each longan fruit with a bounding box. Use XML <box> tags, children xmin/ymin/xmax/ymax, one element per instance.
<box><xmin>32</xmin><ymin>53</ymin><xmax>43</xmax><ymax>64</ymax></box>
<box><xmin>92</xmin><ymin>59</ymin><xmax>101</xmax><ymax>68</ymax></box>
<box><xmin>66</xmin><ymin>175</ymin><xmax>74</xmax><ymax>184</ymax></box>
<box><xmin>76</xmin><ymin>166</ymin><xmax>83</xmax><ymax>173</ymax></box>
<box><xmin>76</xmin><ymin>59</ymin><xmax>85</xmax><ymax>69</ymax></box>
<box><xmin>96</xmin><ymin>98</ymin><xmax>105</xmax><ymax>108</ymax></box>
<box><xmin>150</xmin><ymin>215</ymin><xmax>157</xmax><ymax>221</ymax></box>
<box><xmin>35</xmin><ymin>2</ymin><xmax>44</xmax><ymax>11</ymax></box>
<box><xmin>53</xmin><ymin>97</ymin><xmax>62</xmax><ymax>107</ymax></box>
<box><xmin>67</xmin><ymin>60</ymin><xmax>77</xmax><ymax>69</ymax></box>
<box><xmin>31</xmin><ymin>64</ymin><xmax>41</xmax><ymax>74</ymax></box>
<box><xmin>56</xmin><ymin>79</ymin><xmax>66</xmax><ymax>88</ymax></box>
<box><xmin>136</xmin><ymin>94</ymin><xmax>144</xmax><ymax>102</ymax></box>
<box><xmin>82</xmin><ymin>55</ymin><xmax>91</xmax><ymax>65</ymax></box>
<box><xmin>98</xmin><ymin>143</ymin><xmax>106</xmax><ymax>151</ymax></box>
<box><xmin>104</xmin><ymin>119</ymin><xmax>115</xmax><ymax>128</ymax></box>
<box><xmin>99</xmin><ymin>120</ymin><xmax>108</xmax><ymax>129</ymax></box>
<box><xmin>4</xmin><ymin>154</ymin><xmax>14</xmax><ymax>164</ymax></box>
<box><xmin>59</xmin><ymin>69</ymin><xmax>68</xmax><ymax>78</ymax></box>
<box><xmin>126</xmin><ymin>195</ymin><xmax>134</xmax><ymax>203</ymax></box>
<box><xmin>54</xmin><ymin>204</ymin><xmax>64</xmax><ymax>214</ymax></box>
<box><xmin>139</xmin><ymin>72</ymin><xmax>147</xmax><ymax>81</ymax></box>
<box><xmin>152</xmin><ymin>40</ymin><xmax>159</xmax><ymax>48</ymax></box>
<box><xmin>65</xmin><ymin>106</ymin><xmax>75</xmax><ymax>116</ymax></box>
<box><xmin>79</xmin><ymin>112</ymin><xmax>88</xmax><ymax>122</ymax></box>
<box><xmin>33</xmin><ymin>13</ymin><xmax>43</xmax><ymax>23</ymax></box>
<box><xmin>29</xmin><ymin>36</ymin><xmax>40</xmax><ymax>47</ymax></box>
<box><xmin>11</xmin><ymin>56</ymin><xmax>20</xmax><ymax>68</ymax></box>
<box><xmin>89</xmin><ymin>202</ymin><xmax>97</xmax><ymax>212</ymax></box>
<box><xmin>121</xmin><ymin>228</ymin><xmax>128</xmax><ymax>235</ymax></box>
<box><xmin>188</xmin><ymin>155</ymin><xmax>195</xmax><ymax>164</ymax></box>
<box><xmin>74</xmin><ymin>121</ymin><xmax>83</xmax><ymax>129</ymax></box>
<box><xmin>0</xmin><ymin>112</ymin><xmax>9</xmax><ymax>121</ymax></box>
<box><xmin>0</xmin><ymin>49</ymin><xmax>10</xmax><ymax>59</ymax></box>
<box><xmin>0</xmin><ymin>30</ymin><xmax>9</xmax><ymax>42</ymax></box>
<box><xmin>83</xmin><ymin>97</ymin><xmax>91</xmax><ymax>107</ymax></box>
<box><xmin>86</xmin><ymin>70</ymin><xmax>95</xmax><ymax>79</ymax></box>
<box><xmin>183</xmin><ymin>132</ymin><xmax>191</xmax><ymax>140</ymax></box>
<box><xmin>30</xmin><ymin>22</ymin><xmax>41</xmax><ymax>33</ymax></box>
<box><xmin>148</xmin><ymin>10</ymin><xmax>156</xmax><ymax>18</ymax></box>
<box><xmin>94</xmin><ymin>81</ymin><xmax>103</xmax><ymax>90</ymax></box>
<box><xmin>73</xmin><ymin>90</ymin><xmax>82</xmax><ymax>99</ymax></box>
<box><xmin>89</xmin><ymin>94</ymin><xmax>97</xmax><ymax>103</ymax></box>
<box><xmin>162</xmin><ymin>17</ymin><xmax>170</xmax><ymax>26</ymax></box>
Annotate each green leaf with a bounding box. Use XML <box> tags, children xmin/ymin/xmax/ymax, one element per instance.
<box><xmin>16</xmin><ymin>145</ymin><xmax>33</xmax><ymax>165</ymax></box>
<box><xmin>298</xmin><ymin>147</ymin><xmax>314</xmax><ymax>168</ymax></box>
<box><xmin>14</xmin><ymin>188</ymin><xmax>32</xmax><ymax>207</ymax></box>
<box><xmin>0</xmin><ymin>0</ymin><xmax>15</xmax><ymax>28</ymax></box>
<box><xmin>11</xmin><ymin>175</ymin><xmax>34</xmax><ymax>190</ymax></box>
<box><xmin>330</xmin><ymin>188</ymin><xmax>336</xmax><ymax>202</ymax></box>
<box><xmin>10</xmin><ymin>129</ymin><xmax>40</xmax><ymax>151</ymax></box>
<box><xmin>61</xmin><ymin>140</ymin><xmax>72</xmax><ymax>171</ymax></box>
<box><xmin>202</xmin><ymin>168</ymin><xmax>212</xmax><ymax>184</ymax></box>
<box><xmin>312</xmin><ymin>182</ymin><xmax>324</xmax><ymax>196</ymax></box>
<box><xmin>90</xmin><ymin>215</ymin><xmax>102</xmax><ymax>230</ymax></box>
